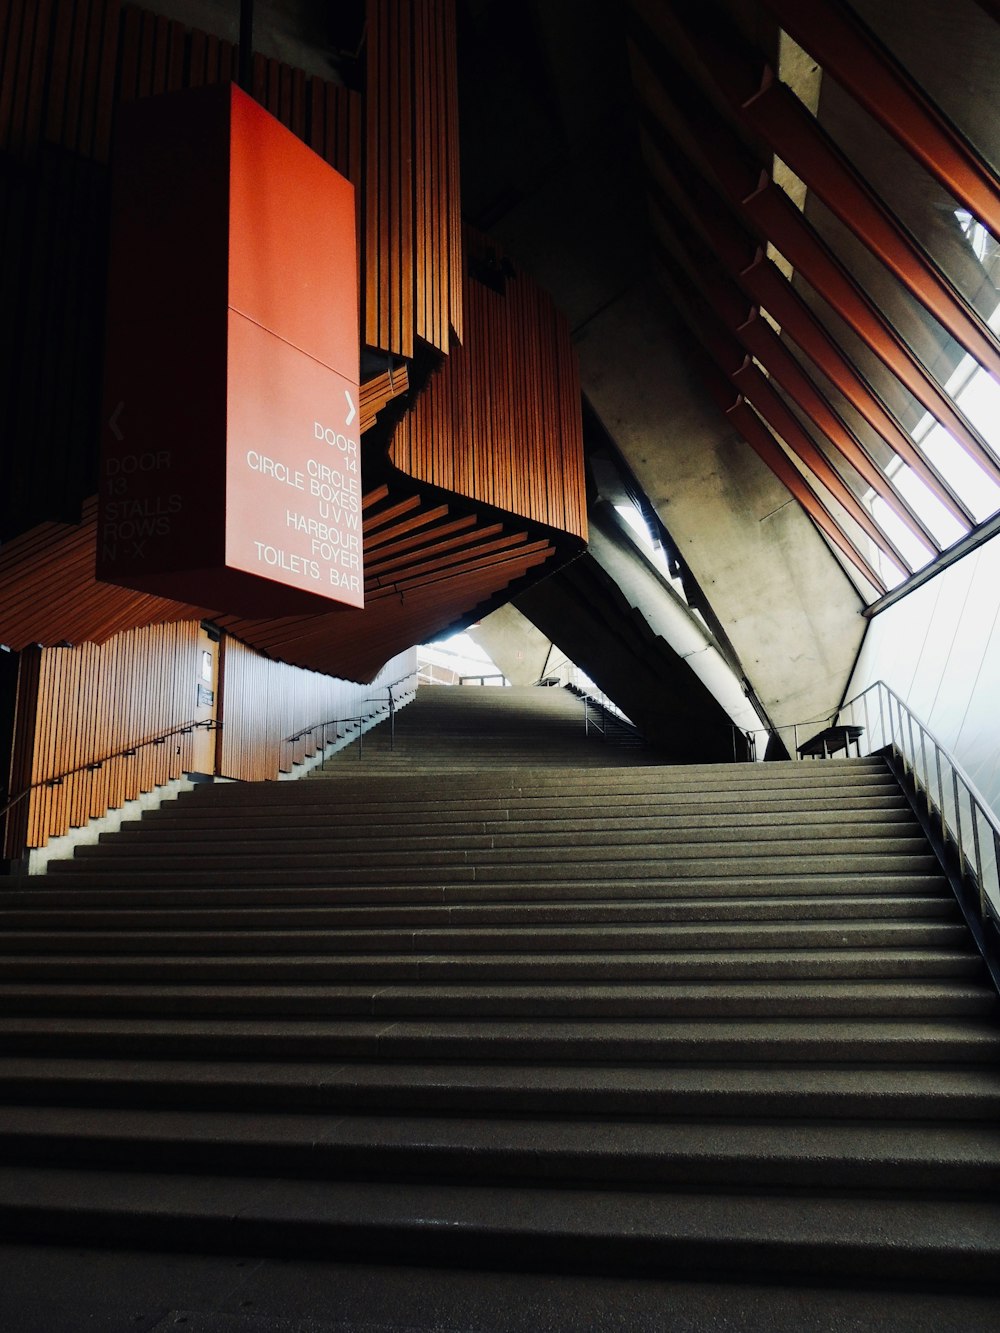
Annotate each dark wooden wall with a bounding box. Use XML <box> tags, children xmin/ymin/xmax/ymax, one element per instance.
<box><xmin>3</xmin><ymin>620</ymin><xmax>205</xmax><ymax>855</ymax></box>
<box><xmin>0</xmin><ymin>0</ymin><xmax>589</xmax><ymax>800</ymax></box>
<box><xmin>0</xmin><ymin>0</ymin><xmax>362</xmax><ymax>542</ymax></box>
<box><xmin>365</xmin><ymin>0</ymin><xmax>463</xmax><ymax>358</ymax></box>
<box><xmin>2</xmin><ymin>622</ymin><xmax>418</xmax><ymax>852</ymax></box>
<box><xmin>389</xmin><ymin>231</ymin><xmax>588</xmax><ymax>541</ymax></box>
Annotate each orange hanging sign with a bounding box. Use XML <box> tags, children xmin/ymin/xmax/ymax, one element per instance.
<box><xmin>98</xmin><ymin>83</ymin><xmax>362</xmax><ymax>615</ymax></box>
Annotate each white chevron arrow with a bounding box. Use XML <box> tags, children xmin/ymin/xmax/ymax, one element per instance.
<box><xmin>109</xmin><ymin>401</ymin><xmax>125</xmax><ymax>441</ymax></box>
<box><xmin>345</xmin><ymin>389</ymin><xmax>357</xmax><ymax>427</ymax></box>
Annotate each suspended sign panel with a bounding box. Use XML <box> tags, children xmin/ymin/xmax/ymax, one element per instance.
<box><xmin>98</xmin><ymin>83</ymin><xmax>362</xmax><ymax>616</ymax></box>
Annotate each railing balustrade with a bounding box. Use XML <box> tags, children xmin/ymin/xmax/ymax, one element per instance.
<box><xmin>282</xmin><ymin>673</ymin><xmax>417</xmax><ymax>767</ymax></box>
<box><xmin>835</xmin><ymin>681</ymin><xmax>1000</xmax><ymax>938</ymax></box>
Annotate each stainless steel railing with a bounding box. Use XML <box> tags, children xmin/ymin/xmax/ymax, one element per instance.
<box><xmin>836</xmin><ymin>680</ymin><xmax>1000</xmax><ymax>938</ymax></box>
<box><xmin>282</xmin><ymin>673</ymin><xmax>417</xmax><ymax>767</ymax></box>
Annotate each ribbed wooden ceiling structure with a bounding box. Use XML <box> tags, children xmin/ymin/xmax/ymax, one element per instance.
<box><xmin>0</xmin><ymin>0</ymin><xmax>586</xmax><ymax>681</ymax></box>
<box><xmin>3</xmin><ymin>0</ymin><xmax>1000</xmax><ymax>681</ymax></box>
<box><xmin>627</xmin><ymin>0</ymin><xmax>1000</xmax><ymax>596</ymax></box>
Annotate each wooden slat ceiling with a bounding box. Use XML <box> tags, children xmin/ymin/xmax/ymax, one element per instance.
<box><xmin>388</xmin><ymin>229</ymin><xmax>588</xmax><ymax>542</ymax></box>
<box><xmin>626</xmin><ymin>0</ymin><xmax>1000</xmax><ymax>592</ymax></box>
<box><xmin>0</xmin><ymin>462</ymin><xmax>554</xmax><ymax>682</ymax></box>
<box><xmin>364</xmin><ymin>0</ymin><xmax>463</xmax><ymax>357</ymax></box>
<box><xmin>0</xmin><ymin>0</ymin><xmax>587</xmax><ymax>682</ymax></box>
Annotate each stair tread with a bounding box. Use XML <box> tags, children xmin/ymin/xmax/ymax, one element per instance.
<box><xmin>3</xmin><ymin>1055</ymin><xmax>998</xmax><ymax>1092</ymax></box>
<box><xmin>2</xmin><ymin>1106</ymin><xmax>998</xmax><ymax>1169</ymax></box>
<box><xmin>2</xmin><ymin>1165</ymin><xmax>998</xmax><ymax>1253</ymax></box>
<box><xmin>121</xmin><ymin>810</ymin><xmax>919</xmax><ymax>833</ymax></box>
<box><xmin>0</xmin><ymin>894</ymin><xmax>961</xmax><ymax>926</ymax></box>
<box><xmin>7</xmin><ymin>874</ymin><xmax>952</xmax><ymax>901</ymax></box>
<box><xmin>0</xmin><ymin>921</ymin><xmax>969</xmax><ymax>946</ymax></box>
<box><xmin>0</xmin><ymin>1015</ymin><xmax>995</xmax><ymax>1042</ymax></box>
<box><xmin>8</xmin><ymin>702</ymin><xmax>998</xmax><ymax>1291</ymax></box>
<box><xmin>0</xmin><ymin>978</ymin><xmax>992</xmax><ymax>1021</ymax></box>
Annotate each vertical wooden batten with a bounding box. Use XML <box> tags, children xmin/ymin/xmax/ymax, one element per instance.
<box><xmin>364</xmin><ymin>0</ymin><xmax>463</xmax><ymax>358</ymax></box>
<box><xmin>388</xmin><ymin>231</ymin><xmax>588</xmax><ymax>543</ymax></box>
<box><xmin>3</xmin><ymin>621</ymin><xmax>208</xmax><ymax>853</ymax></box>
<box><xmin>216</xmin><ymin>640</ymin><xmax>417</xmax><ymax>784</ymax></box>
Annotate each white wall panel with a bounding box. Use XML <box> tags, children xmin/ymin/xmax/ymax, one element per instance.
<box><xmin>847</xmin><ymin>533</ymin><xmax>1000</xmax><ymax>817</ymax></box>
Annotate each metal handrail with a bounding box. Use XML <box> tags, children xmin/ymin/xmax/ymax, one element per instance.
<box><xmin>0</xmin><ymin>717</ymin><xmax>220</xmax><ymax>821</ymax></box>
<box><xmin>729</xmin><ymin>726</ymin><xmax>757</xmax><ymax>762</ymax></box>
<box><xmin>583</xmin><ymin>697</ymin><xmax>605</xmax><ymax>738</ymax></box>
<box><xmin>556</xmin><ymin>679</ymin><xmax>634</xmax><ymax>726</ymax></box>
<box><xmin>571</xmin><ymin>687</ymin><xmax>644</xmax><ymax>745</ymax></box>
<box><xmin>282</xmin><ymin>674</ymin><xmax>417</xmax><ymax>765</ymax></box>
<box><xmin>835</xmin><ymin>680</ymin><xmax>1000</xmax><ymax>948</ymax></box>
<box><xmin>283</xmin><ymin>715</ymin><xmax>367</xmax><ymax>766</ymax></box>
<box><xmin>362</xmin><ymin>676</ymin><xmax>416</xmax><ymax>753</ymax></box>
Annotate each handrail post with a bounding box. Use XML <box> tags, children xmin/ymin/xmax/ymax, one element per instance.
<box><xmin>935</xmin><ymin>744</ymin><xmax>946</xmax><ymax>845</ymax></box>
<box><xmin>918</xmin><ymin>723</ymin><xmax>932</xmax><ymax>819</ymax></box>
<box><xmin>906</xmin><ymin>711</ymin><xmax>918</xmax><ymax>794</ymax></box>
<box><xmin>969</xmin><ymin>795</ymin><xmax>986</xmax><ymax>919</ymax></box>
<box><xmin>953</xmin><ymin>770</ymin><xmax>965</xmax><ymax>878</ymax></box>
<box><xmin>877</xmin><ymin>684</ymin><xmax>886</xmax><ymax>752</ymax></box>
<box><xmin>826</xmin><ymin>678</ymin><xmax>1000</xmax><ymax>959</ymax></box>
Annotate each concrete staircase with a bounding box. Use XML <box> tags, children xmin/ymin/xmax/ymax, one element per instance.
<box><xmin>314</xmin><ymin>682</ymin><xmax>655</xmax><ymax>772</ymax></box>
<box><xmin>0</xmin><ymin>686</ymin><xmax>998</xmax><ymax>1326</ymax></box>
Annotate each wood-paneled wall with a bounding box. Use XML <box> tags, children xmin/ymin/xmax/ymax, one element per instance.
<box><xmin>0</xmin><ymin>0</ymin><xmax>584</xmax><ymax>695</ymax></box>
<box><xmin>218</xmin><ymin>642</ymin><xmax>416</xmax><ymax>783</ymax></box>
<box><xmin>2</xmin><ymin>624</ymin><xmax>417</xmax><ymax>852</ymax></box>
<box><xmin>0</xmin><ymin>476</ymin><xmax>557</xmax><ymax>683</ymax></box>
<box><xmin>365</xmin><ymin>0</ymin><xmax>463</xmax><ymax>358</ymax></box>
<box><xmin>0</xmin><ymin>0</ymin><xmax>360</xmax><ymax>543</ymax></box>
<box><xmin>3</xmin><ymin>620</ymin><xmax>205</xmax><ymax>854</ymax></box>
<box><xmin>389</xmin><ymin>232</ymin><xmax>588</xmax><ymax>541</ymax></box>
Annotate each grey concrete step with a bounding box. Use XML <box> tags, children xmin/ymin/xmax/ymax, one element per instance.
<box><xmin>93</xmin><ymin>823</ymin><xmax>927</xmax><ymax>853</ymax></box>
<box><xmin>170</xmin><ymin>784</ymin><xmax>906</xmax><ymax>820</ymax></box>
<box><xmin>3</xmin><ymin>1243</ymin><xmax>997</xmax><ymax>1333</ymax></box>
<box><xmin>44</xmin><ymin>851</ymin><xmax>944</xmax><ymax>883</ymax></box>
<box><xmin>151</xmin><ymin>789</ymin><xmax>913</xmax><ymax>819</ymax></box>
<box><xmin>1</xmin><ymin>1107</ymin><xmax>997</xmax><ymax>1193</ymax></box>
<box><xmin>0</xmin><ymin>919</ymin><xmax>970</xmax><ymax>955</ymax></box>
<box><xmin>118</xmin><ymin>807</ymin><xmax>920</xmax><ymax>837</ymax></box>
<box><xmin>1</xmin><ymin>874</ymin><xmax>954</xmax><ymax>911</ymax></box>
<box><xmin>2</xmin><ymin>1057</ymin><xmax>998</xmax><ymax>1119</ymax></box>
<box><xmin>0</xmin><ymin>1015</ymin><xmax>994</xmax><ymax>1063</ymax></box>
<box><xmin>173</xmin><ymin>770</ymin><xmax>899</xmax><ymax>805</ymax></box>
<box><xmin>0</xmin><ymin>1166</ymin><xmax>996</xmax><ymax>1284</ymax></box>
<box><xmin>0</xmin><ymin>978</ymin><xmax>992</xmax><ymax>1019</ymax></box>
<box><xmin>0</xmin><ymin>891</ymin><xmax>960</xmax><ymax>930</ymax></box>
<box><xmin>0</xmin><ymin>946</ymin><xmax>982</xmax><ymax>984</ymax></box>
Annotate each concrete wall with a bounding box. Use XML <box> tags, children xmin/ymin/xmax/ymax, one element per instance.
<box><xmin>468</xmin><ymin>605</ymin><xmax>555</xmax><ymax>687</ymax></box>
<box><xmin>846</xmin><ymin>533</ymin><xmax>1000</xmax><ymax>819</ymax></box>
<box><xmin>576</xmin><ymin>282</ymin><xmax>869</xmax><ymax>739</ymax></box>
